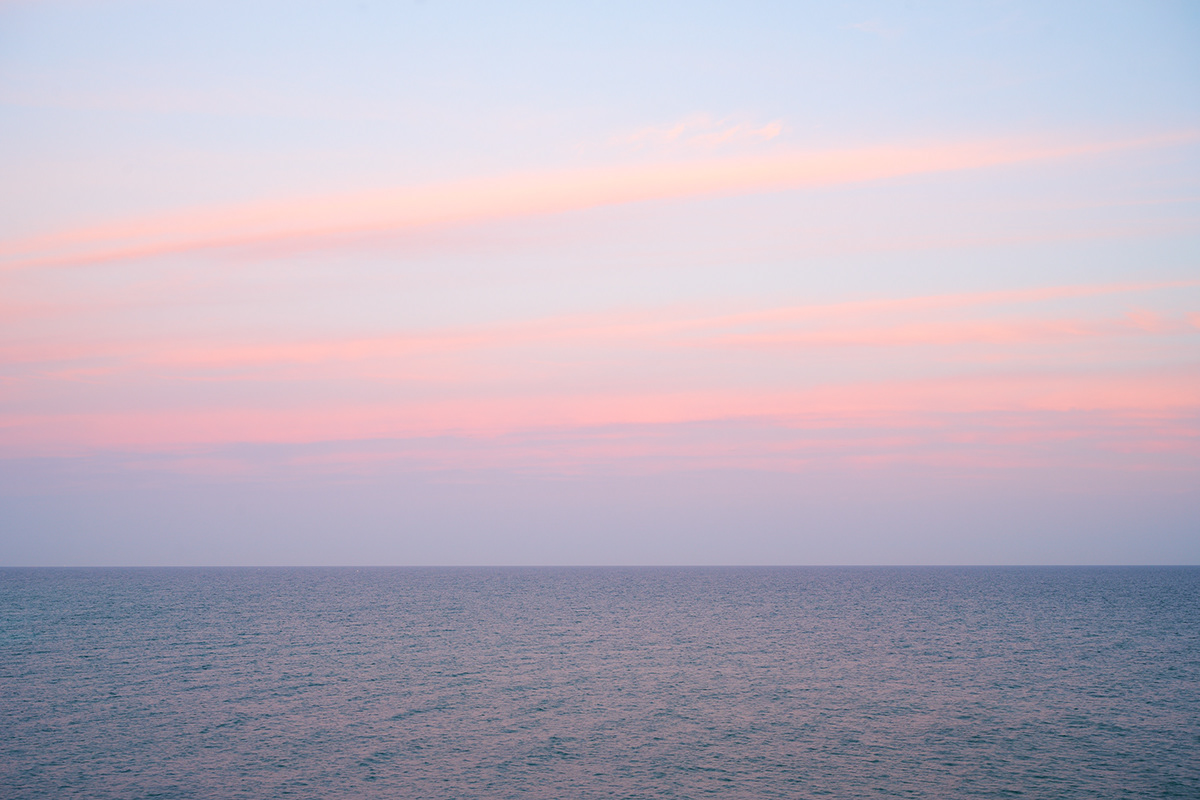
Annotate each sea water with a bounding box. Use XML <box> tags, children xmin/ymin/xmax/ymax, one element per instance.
<box><xmin>1</xmin><ymin>567</ymin><xmax>1197</xmax><ymax>798</ymax></box>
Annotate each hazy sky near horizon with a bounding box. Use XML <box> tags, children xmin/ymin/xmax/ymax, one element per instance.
<box><xmin>2</xmin><ymin>1</ymin><xmax>1198</xmax><ymax>565</ymax></box>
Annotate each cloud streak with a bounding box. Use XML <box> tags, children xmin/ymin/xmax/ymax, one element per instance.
<box><xmin>3</xmin><ymin>281</ymin><xmax>1198</xmax><ymax>457</ymax></box>
<box><xmin>3</xmin><ymin>132</ymin><xmax>1193</xmax><ymax>273</ymax></box>
<box><xmin>3</xmin><ymin>370</ymin><xmax>1197</xmax><ymax>470</ymax></box>
<box><xmin>2</xmin><ymin>278</ymin><xmax>1193</xmax><ymax>371</ymax></box>
<box><xmin>610</xmin><ymin>114</ymin><xmax>784</xmax><ymax>149</ymax></box>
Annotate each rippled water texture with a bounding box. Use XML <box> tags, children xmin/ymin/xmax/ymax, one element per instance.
<box><xmin>2</xmin><ymin>567</ymin><xmax>1198</xmax><ymax>798</ymax></box>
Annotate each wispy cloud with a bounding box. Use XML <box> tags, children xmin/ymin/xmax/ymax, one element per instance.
<box><xmin>4</xmin><ymin>132</ymin><xmax>1192</xmax><ymax>273</ymax></box>
<box><xmin>49</xmin><ymin>407</ymin><xmax>1200</xmax><ymax>480</ymax></box>
<box><xmin>610</xmin><ymin>114</ymin><xmax>783</xmax><ymax>149</ymax></box>
<box><xmin>3</xmin><ymin>279</ymin><xmax>1193</xmax><ymax>371</ymax></box>
<box><xmin>847</xmin><ymin>18</ymin><xmax>903</xmax><ymax>39</ymax></box>
<box><xmin>3</xmin><ymin>370</ymin><xmax>1197</xmax><ymax>466</ymax></box>
<box><xmin>3</xmin><ymin>279</ymin><xmax>1197</xmax><ymax>465</ymax></box>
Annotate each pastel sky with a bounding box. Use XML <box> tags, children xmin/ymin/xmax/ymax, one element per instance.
<box><xmin>2</xmin><ymin>1</ymin><xmax>1198</xmax><ymax>565</ymax></box>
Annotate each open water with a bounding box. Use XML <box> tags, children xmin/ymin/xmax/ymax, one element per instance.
<box><xmin>1</xmin><ymin>567</ymin><xmax>1197</xmax><ymax>798</ymax></box>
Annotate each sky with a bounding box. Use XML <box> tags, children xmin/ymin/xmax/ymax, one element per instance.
<box><xmin>1</xmin><ymin>0</ymin><xmax>1198</xmax><ymax>565</ymax></box>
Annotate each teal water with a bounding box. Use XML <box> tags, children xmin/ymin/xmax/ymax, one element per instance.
<box><xmin>2</xmin><ymin>567</ymin><xmax>1198</xmax><ymax>798</ymax></box>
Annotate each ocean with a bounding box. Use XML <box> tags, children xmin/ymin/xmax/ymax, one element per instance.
<box><xmin>1</xmin><ymin>567</ymin><xmax>1197</xmax><ymax>798</ymax></box>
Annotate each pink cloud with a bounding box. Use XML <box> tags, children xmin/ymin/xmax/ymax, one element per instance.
<box><xmin>2</xmin><ymin>278</ymin><xmax>1192</xmax><ymax>381</ymax></box>
<box><xmin>4</xmin><ymin>272</ymin><xmax>1195</xmax><ymax>483</ymax></box>
<box><xmin>709</xmin><ymin>317</ymin><xmax>1099</xmax><ymax>349</ymax></box>
<box><xmin>4</xmin><ymin>132</ymin><xmax>1193</xmax><ymax>273</ymax></box>
<box><xmin>3</xmin><ymin>367</ymin><xmax>1197</xmax><ymax>458</ymax></box>
<box><xmin>1124</xmin><ymin>309</ymin><xmax>1169</xmax><ymax>333</ymax></box>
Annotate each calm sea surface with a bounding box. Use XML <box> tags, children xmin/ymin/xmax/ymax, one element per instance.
<box><xmin>1</xmin><ymin>567</ymin><xmax>1197</xmax><ymax>798</ymax></box>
